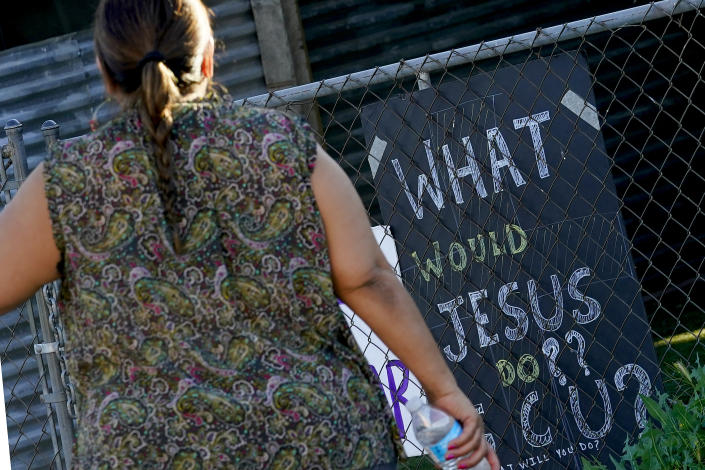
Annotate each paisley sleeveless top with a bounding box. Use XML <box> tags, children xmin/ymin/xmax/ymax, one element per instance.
<box><xmin>43</xmin><ymin>100</ymin><xmax>400</xmax><ymax>469</ymax></box>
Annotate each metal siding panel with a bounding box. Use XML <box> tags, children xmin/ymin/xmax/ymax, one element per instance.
<box><xmin>301</xmin><ymin>0</ymin><xmax>657</xmax><ymax>80</ymax></box>
<box><xmin>210</xmin><ymin>0</ymin><xmax>268</xmax><ymax>99</ymax></box>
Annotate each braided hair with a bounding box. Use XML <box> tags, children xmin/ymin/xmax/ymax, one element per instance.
<box><xmin>94</xmin><ymin>0</ymin><xmax>213</xmax><ymax>253</ymax></box>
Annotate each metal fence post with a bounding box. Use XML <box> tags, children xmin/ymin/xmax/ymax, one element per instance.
<box><xmin>37</xmin><ymin>120</ymin><xmax>74</xmax><ymax>469</ymax></box>
<box><xmin>3</xmin><ymin>120</ymin><xmax>30</xmax><ymax>182</ymax></box>
<box><xmin>2</xmin><ymin>119</ymin><xmax>73</xmax><ymax>469</ymax></box>
<box><xmin>0</xmin><ymin>140</ymin><xmax>12</xmax><ymax>204</ymax></box>
<box><xmin>2</xmin><ymin>119</ymin><xmax>64</xmax><ymax>469</ymax></box>
<box><xmin>41</xmin><ymin>121</ymin><xmax>61</xmax><ymax>150</ymax></box>
<box><xmin>34</xmin><ymin>296</ymin><xmax>73</xmax><ymax>469</ymax></box>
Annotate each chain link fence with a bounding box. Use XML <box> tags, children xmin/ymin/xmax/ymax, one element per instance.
<box><xmin>237</xmin><ymin>0</ymin><xmax>704</xmax><ymax>467</ymax></box>
<box><xmin>1</xmin><ymin>0</ymin><xmax>703</xmax><ymax>468</ymax></box>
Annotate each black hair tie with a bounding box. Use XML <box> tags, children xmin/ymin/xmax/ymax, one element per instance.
<box><xmin>138</xmin><ymin>51</ymin><xmax>166</xmax><ymax>69</ymax></box>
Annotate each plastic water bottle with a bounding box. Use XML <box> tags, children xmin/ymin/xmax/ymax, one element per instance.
<box><xmin>406</xmin><ymin>397</ymin><xmax>490</xmax><ymax>470</ymax></box>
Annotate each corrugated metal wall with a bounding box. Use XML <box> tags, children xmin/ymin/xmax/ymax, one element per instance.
<box><xmin>300</xmin><ymin>0</ymin><xmax>652</xmax><ymax>81</ymax></box>
<box><xmin>0</xmin><ymin>0</ymin><xmax>266</xmax><ymax>172</ymax></box>
<box><xmin>209</xmin><ymin>0</ymin><xmax>268</xmax><ymax>98</ymax></box>
<box><xmin>298</xmin><ymin>1</ymin><xmax>704</xmax><ymax>342</ymax></box>
<box><xmin>0</xmin><ymin>1</ymin><xmax>266</xmax><ymax>467</ymax></box>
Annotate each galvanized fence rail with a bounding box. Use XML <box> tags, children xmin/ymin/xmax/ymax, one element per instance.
<box><xmin>1</xmin><ymin>0</ymin><xmax>703</xmax><ymax>468</ymax></box>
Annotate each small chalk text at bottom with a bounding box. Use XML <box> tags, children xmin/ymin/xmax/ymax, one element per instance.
<box><xmin>501</xmin><ymin>441</ymin><xmax>600</xmax><ymax>469</ymax></box>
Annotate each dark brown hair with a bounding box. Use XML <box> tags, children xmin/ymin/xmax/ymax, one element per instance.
<box><xmin>94</xmin><ymin>0</ymin><xmax>213</xmax><ymax>253</ymax></box>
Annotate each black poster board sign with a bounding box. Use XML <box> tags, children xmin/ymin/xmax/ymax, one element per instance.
<box><xmin>361</xmin><ymin>53</ymin><xmax>661</xmax><ymax>468</ymax></box>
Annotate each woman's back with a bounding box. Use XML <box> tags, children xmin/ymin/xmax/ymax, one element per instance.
<box><xmin>44</xmin><ymin>101</ymin><xmax>399</xmax><ymax>469</ymax></box>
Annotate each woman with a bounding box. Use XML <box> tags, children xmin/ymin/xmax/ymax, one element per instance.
<box><xmin>0</xmin><ymin>0</ymin><xmax>499</xmax><ymax>468</ymax></box>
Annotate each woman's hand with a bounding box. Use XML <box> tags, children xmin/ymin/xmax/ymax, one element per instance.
<box><xmin>432</xmin><ymin>388</ymin><xmax>501</xmax><ymax>470</ymax></box>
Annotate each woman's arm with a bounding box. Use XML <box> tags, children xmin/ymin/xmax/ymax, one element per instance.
<box><xmin>0</xmin><ymin>164</ymin><xmax>61</xmax><ymax>315</ymax></box>
<box><xmin>311</xmin><ymin>146</ymin><xmax>499</xmax><ymax>469</ymax></box>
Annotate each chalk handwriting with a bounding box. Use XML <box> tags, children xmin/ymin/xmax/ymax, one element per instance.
<box><xmin>614</xmin><ymin>363</ymin><xmax>652</xmax><ymax>429</ymax></box>
<box><xmin>393</xmin><ymin>111</ymin><xmax>551</xmax><ymax>219</ymax></box>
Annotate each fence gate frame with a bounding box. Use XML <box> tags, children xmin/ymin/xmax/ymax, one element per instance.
<box><xmin>2</xmin><ymin>120</ymin><xmax>75</xmax><ymax>469</ymax></box>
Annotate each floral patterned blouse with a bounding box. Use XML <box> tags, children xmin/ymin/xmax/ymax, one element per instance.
<box><xmin>43</xmin><ymin>100</ymin><xmax>400</xmax><ymax>469</ymax></box>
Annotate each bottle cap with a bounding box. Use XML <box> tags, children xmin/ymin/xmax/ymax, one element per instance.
<box><xmin>405</xmin><ymin>397</ymin><xmax>425</xmax><ymax>413</ymax></box>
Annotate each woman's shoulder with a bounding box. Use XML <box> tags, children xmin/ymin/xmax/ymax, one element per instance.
<box><xmin>57</xmin><ymin>109</ymin><xmax>140</xmax><ymax>150</ymax></box>
<box><xmin>177</xmin><ymin>98</ymin><xmax>308</xmax><ymax>135</ymax></box>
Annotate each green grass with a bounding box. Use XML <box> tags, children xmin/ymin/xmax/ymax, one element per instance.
<box><xmin>398</xmin><ymin>456</ymin><xmax>436</xmax><ymax>469</ymax></box>
<box><xmin>654</xmin><ymin>328</ymin><xmax>705</xmax><ymax>398</ymax></box>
